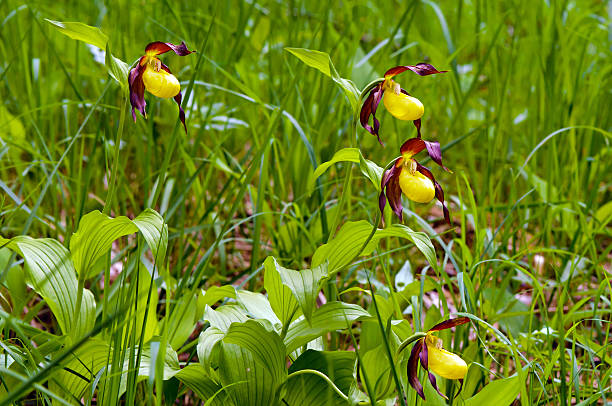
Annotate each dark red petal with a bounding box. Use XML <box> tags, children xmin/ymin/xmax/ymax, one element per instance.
<box><xmin>174</xmin><ymin>92</ymin><xmax>187</xmax><ymax>134</ymax></box>
<box><xmin>157</xmin><ymin>61</ymin><xmax>188</xmax><ymax>133</ymax></box>
<box><xmin>145</xmin><ymin>41</ymin><xmax>194</xmax><ymax>56</ymax></box>
<box><xmin>413</xmin><ymin>118</ymin><xmax>422</xmax><ymax>138</ymax></box>
<box><xmin>380</xmin><ymin>159</ymin><xmax>401</xmax><ymax>189</ymax></box>
<box><xmin>384</xmin><ymin>63</ymin><xmax>447</xmax><ymax>78</ymax></box>
<box><xmin>360</xmin><ymin>86</ymin><xmax>384</xmax><ymax>144</ymax></box>
<box><xmin>408</xmin><ymin>340</ymin><xmax>425</xmax><ymax>400</ymax></box>
<box><xmin>434</xmin><ymin>182</ymin><xmax>451</xmax><ymax>225</ymax></box>
<box><xmin>423</xmin><ymin>140</ymin><xmax>450</xmax><ymax>171</ymax></box>
<box><xmin>419</xmin><ymin>338</ymin><xmax>429</xmax><ymax>370</ymax></box>
<box><xmin>400</xmin><ymin>137</ymin><xmax>425</xmax><ymax>158</ymax></box>
<box><xmin>371</xmin><ymin>87</ymin><xmax>383</xmax><ymax>142</ymax></box>
<box><xmin>379</xmin><ymin>162</ymin><xmax>401</xmax><ymax>215</ymax></box>
<box><xmin>456</xmin><ymin>379</ymin><xmax>465</xmax><ymax>397</ymax></box>
<box><xmin>128</xmin><ymin>61</ymin><xmax>146</xmax><ymax>121</ymax></box>
<box><xmin>386</xmin><ymin>174</ymin><xmax>403</xmax><ymax>220</ymax></box>
<box><xmin>416</xmin><ymin>163</ymin><xmax>452</xmax><ymax>225</ymax></box>
<box><xmin>428</xmin><ymin>317</ymin><xmax>470</xmax><ymax>332</ymax></box>
<box><xmin>379</xmin><ymin>191</ymin><xmax>387</xmax><ymax>214</ymax></box>
<box><xmin>428</xmin><ymin>371</ymin><xmax>448</xmax><ymax>400</ymax></box>
<box><xmin>360</xmin><ymin>90</ymin><xmax>375</xmax><ymax>134</ymax></box>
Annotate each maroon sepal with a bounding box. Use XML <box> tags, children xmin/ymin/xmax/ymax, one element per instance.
<box><xmin>413</xmin><ymin>118</ymin><xmax>422</xmax><ymax>138</ymax></box>
<box><xmin>360</xmin><ymin>86</ymin><xmax>384</xmax><ymax>144</ymax></box>
<box><xmin>416</xmin><ymin>163</ymin><xmax>451</xmax><ymax>225</ymax></box>
<box><xmin>408</xmin><ymin>339</ymin><xmax>426</xmax><ymax>400</ymax></box>
<box><xmin>428</xmin><ymin>317</ymin><xmax>470</xmax><ymax>332</ymax></box>
<box><xmin>128</xmin><ymin>57</ymin><xmax>147</xmax><ymax>121</ymax></box>
<box><xmin>145</xmin><ymin>41</ymin><xmax>194</xmax><ymax>56</ymax></box>
<box><xmin>160</xmin><ymin>62</ymin><xmax>188</xmax><ymax>133</ymax></box>
<box><xmin>400</xmin><ymin>138</ymin><xmax>425</xmax><ymax>158</ymax></box>
<box><xmin>423</xmin><ymin>140</ymin><xmax>450</xmax><ymax>172</ymax></box>
<box><xmin>455</xmin><ymin>379</ymin><xmax>465</xmax><ymax>397</ymax></box>
<box><xmin>399</xmin><ymin>138</ymin><xmax>450</xmax><ymax>172</ymax></box>
<box><xmin>384</xmin><ymin>63</ymin><xmax>447</xmax><ymax>78</ymax></box>
<box><xmin>379</xmin><ymin>161</ymin><xmax>403</xmax><ymax>220</ymax></box>
<box><xmin>421</xmin><ymin>342</ymin><xmax>448</xmax><ymax>400</ymax></box>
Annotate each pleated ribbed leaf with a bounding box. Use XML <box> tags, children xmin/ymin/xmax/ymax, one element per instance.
<box><xmin>464</xmin><ymin>369</ymin><xmax>526</xmax><ymax>406</ymax></box>
<box><xmin>283</xmin><ymin>349</ymin><xmax>355</xmax><ymax>405</ymax></box>
<box><xmin>0</xmin><ymin>237</ymin><xmax>94</xmax><ymax>340</ymax></box>
<box><xmin>203</xmin><ymin>304</ymin><xmax>248</xmax><ymax>332</ymax></box>
<box><xmin>264</xmin><ymin>257</ymin><xmax>327</xmax><ymax>325</ymax></box>
<box><xmin>218</xmin><ymin>343</ymin><xmax>280</xmax><ymax>406</ymax></box>
<box><xmin>70</xmin><ymin>209</ymin><xmax>167</xmax><ymax>278</ymax></box>
<box><xmin>197</xmin><ymin>327</ymin><xmax>225</xmax><ymax>371</ymax></box>
<box><xmin>311</xmin><ymin>220</ymin><xmax>437</xmax><ymax>273</ymax></box>
<box><xmin>175</xmin><ymin>365</ymin><xmax>230</xmax><ymax>406</ymax></box>
<box><xmin>236</xmin><ymin>290</ymin><xmax>281</xmax><ymax>330</ymax></box>
<box><xmin>223</xmin><ymin>319</ymin><xmax>286</xmax><ymax>384</ymax></box>
<box><xmin>285</xmin><ymin>47</ymin><xmax>359</xmax><ymax>110</ymax></box>
<box><xmin>264</xmin><ymin>257</ymin><xmax>300</xmax><ymax>329</ymax></box>
<box><xmin>284</xmin><ymin>302</ymin><xmax>371</xmax><ymax>354</ymax></box>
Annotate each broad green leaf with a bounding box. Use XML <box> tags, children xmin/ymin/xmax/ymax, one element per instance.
<box><xmin>311</xmin><ymin>148</ymin><xmax>360</xmax><ymax>184</ymax></box>
<box><xmin>284</xmin><ymin>302</ymin><xmax>371</xmax><ymax>354</ymax></box>
<box><xmin>308</xmin><ymin>148</ymin><xmax>384</xmax><ymax>194</ymax></box>
<box><xmin>264</xmin><ymin>257</ymin><xmax>301</xmax><ymax>328</ymax></box>
<box><xmin>358</xmin><ymin>153</ymin><xmax>384</xmax><ymax>191</ymax></box>
<box><xmin>52</xmin><ymin>338</ymin><xmax>111</xmax><ymax>403</ymax></box>
<box><xmin>175</xmin><ymin>365</ymin><xmax>230</xmax><ymax>406</ymax></box>
<box><xmin>70</xmin><ymin>209</ymin><xmax>167</xmax><ymax>278</ymax></box>
<box><xmin>1</xmin><ymin>248</ymin><xmax>26</xmax><ymax>314</ymax></box>
<box><xmin>236</xmin><ymin>290</ymin><xmax>281</xmax><ymax>329</ymax></box>
<box><xmin>45</xmin><ymin>19</ymin><xmax>108</xmax><ymax>50</ymax></box>
<box><xmin>311</xmin><ymin>220</ymin><xmax>437</xmax><ymax>274</ymax></box>
<box><xmin>105</xmin><ymin>43</ymin><xmax>130</xmax><ymax>90</ymax></box>
<box><xmin>203</xmin><ymin>304</ymin><xmax>248</xmax><ymax>332</ymax></box>
<box><xmin>130</xmin><ymin>210</ymin><xmax>168</xmax><ymax>264</ymax></box>
<box><xmin>223</xmin><ymin>319</ymin><xmax>287</xmax><ymax>384</ymax></box>
<box><xmin>423</xmin><ymin>376</ymin><xmax>449</xmax><ymax>406</ymax></box>
<box><xmin>463</xmin><ymin>370</ymin><xmax>525</xmax><ymax>406</ymax></box>
<box><xmin>265</xmin><ymin>257</ymin><xmax>327</xmax><ymax>324</ymax></box>
<box><xmin>163</xmin><ymin>293</ymin><xmax>197</xmax><ymax>350</ymax></box>
<box><xmin>218</xmin><ymin>343</ymin><xmax>281</xmax><ymax>406</ymax></box>
<box><xmin>360</xmin><ymin>345</ymin><xmax>395</xmax><ymax>400</ymax></box>
<box><xmin>283</xmin><ymin>349</ymin><xmax>355</xmax><ymax>405</ymax></box>
<box><xmin>285</xmin><ymin>47</ymin><xmax>359</xmax><ymax>109</ymax></box>
<box><xmin>0</xmin><ymin>237</ymin><xmax>94</xmax><ymax>339</ymax></box>
<box><xmin>45</xmin><ymin>20</ymin><xmax>129</xmax><ymax>89</ymax></box>
<box><xmin>197</xmin><ymin>327</ymin><xmax>225</xmax><ymax>371</ymax></box>
<box><xmin>200</xmin><ymin>285</ymin><xmax>237</xmax><ymax>307</ymax></box>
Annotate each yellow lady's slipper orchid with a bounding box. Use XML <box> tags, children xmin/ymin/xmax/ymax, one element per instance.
<box><xmin>425</xmin><ymin>334</ymin><xmax>468</xmax><ymax>380</ymax></box>
<box><xmin>129</xmin><ymin>41</ymin><xmax>195</xmax><ymax>133</ymax></box>
<box><xmin>383</xmin><ymin>80</ymin><xmax>424</xmax><ymax>121</ymax></box>
<box><xmin>408</xmin><ymin>317</ymin><xmax>470</xmax><ymax>401</ymax></box>
<box><xmin>360</xmin><ymin>63</ymin><xmax>446</xmax><ymax>144</ymax></box>
<box><xmin>380</xmin><ymin>137</ymin><xmax>451</xmax><ymax>224</ymax></box>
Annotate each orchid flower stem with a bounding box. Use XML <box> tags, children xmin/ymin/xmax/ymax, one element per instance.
<box><xmin>103</xmin><ymin>95</ymin><xmax>128</xmax><ymax>215</ymax></box>
<box><xmin>397</xmin><ymin>332</ymin><xmax>428</xmax><ymax>355</ymax></box>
